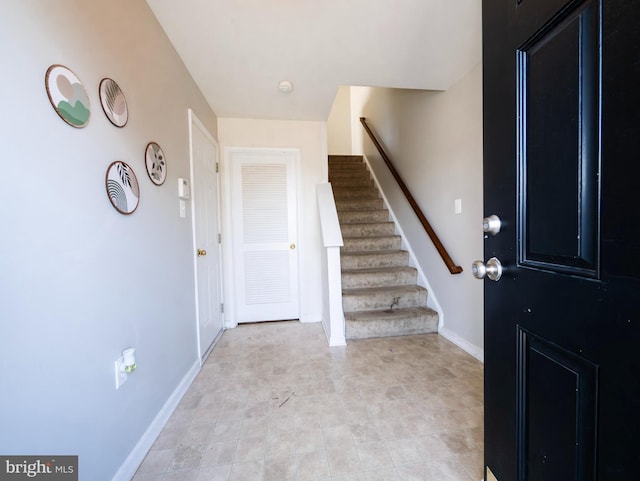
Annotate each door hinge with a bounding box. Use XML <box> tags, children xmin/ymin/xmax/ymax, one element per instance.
<box><xmin>218</xmin><ymin>233</ymin><xmax>222</xmax><ymax>244</ymax></box>
<box><xmin>220</xmin><ymin>303</ymin><xmax>224</xmax><ymax>313</ymax></box>
<box><xmin>216</xmin><ymin>162</ymin><xmax>220</xmax><ymax>173</ymax></box>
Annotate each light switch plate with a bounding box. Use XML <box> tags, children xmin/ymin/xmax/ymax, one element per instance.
<box><xmin>178</xmin><ymin>178</ymin><xmax>190</xmax><ymax>199</ymax></box>
<box><xmin>115</xmin><ymin>358</ymin><xmax>127</xmax><ymax>389</ymax></box>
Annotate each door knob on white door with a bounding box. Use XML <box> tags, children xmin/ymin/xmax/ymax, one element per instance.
<box><xmin>472</xmin><ymin>257</ymin><xmax>503</xmax><ymax>281</ymax></box>
<box><xmin>197</xmin><ymin>248</ymin><xmax>207</xmax><ymax>256</ymax></box>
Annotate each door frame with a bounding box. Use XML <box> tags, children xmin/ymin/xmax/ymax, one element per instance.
<box><xmin>188</xmin><ymin>109</ymin><xmax>224</xmax><ymax>361</ymax></box>
<box><xmin>222</xmin><ymin>146</ymin><xmax>302</xmax><ymax>327</ymax></box>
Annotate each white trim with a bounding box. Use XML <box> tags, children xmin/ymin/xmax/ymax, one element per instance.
<box><xmin>361</xmin><ymin>155</ymin><xmax>445</xmax><ymax>328</ymax></box>
<box><xmin>440</xmin><ymin>326</ymin><xmax>484</xmax><ymax>363</ymax></box>
<box><xmin>111</xmin><ymin>361</ymin><xmax>201</xmax><ymax>481</ymax></box>
<box><xmin>326</xmin><ymin>246</ymin><xmax>346</xmax><ymax>346</ymax></box>
<box><xmin>316</xmin><ymin>182</ymin><xmax>346</xmax><ymax>346</ymax></box>
<box><xmin>317</xmin><ymin>183</ymin><xmax>344</xmax><ymax>248</ymax></box>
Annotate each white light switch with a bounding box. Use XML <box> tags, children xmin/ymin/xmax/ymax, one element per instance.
<box><xmin>455</xmin><ymin>198</ymin><xmax>462</xmax><ymax>214</ymax></box>
<box><xmin>115</xmin><ymin>358</ymin><xmax>127</xmax><ymax>389</ymax></box>
<box><xmin>178</xmin><ymin>178</ymin><xmax>190</xmax><ymax>199</ymax></box>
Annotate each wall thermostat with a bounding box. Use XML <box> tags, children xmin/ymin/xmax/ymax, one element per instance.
<box><xmin>178</xmin><ymin>178</ymin><xmax>190</xmax><ymax>200</ymax></box>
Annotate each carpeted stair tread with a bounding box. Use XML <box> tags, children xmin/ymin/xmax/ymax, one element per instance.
<box><xmin>328</xmin><ymin>163</ymin><xmax>367</xmax><ymax>172</ymax></box>
<box><xmin>338</xmin><ymin>209</ymin><xmax>390</xmax><ymax>224</ymax></box>
<box><xmin>345</xmin><ymin>307</ymin><xmax>438</xmax><ymax>339</ymax></box>
<box><xmin>335</xmin><ymin>199</ymin><xmax>384</xmax><ymax>211</ymax></box>
<box><xmin>342</xmin><ymin>235</ymin><xmax>401</xmax><ymax>252</ymax></box>
<box><xmin>333</xmin><ymin>188</ymin><xmax>379</xmax><ymax>200</ymax></box>
<box><xmin>329</xmin><ymin>155</ymin><xmax>365</xmax><ymax>164</ymax></box>
<box><xmin>329</xmin><ymin>172</ymin><xmax>371</xmax><ymax>182</ymax></box>
<box><xmin>340</xmin><ymin>222</ymin><xmax>396</xmax><ymax>236</ymax></box>
<box><xmin>341</xmin><ymin>250</ymin><xmax>409</xmax><ymax>269</ymax></box>
<box><xmin>341</xmin><ymin>285</ymin><xmax>427</xmax><ymax>311</ymax></box>
<box><xmin>330</xmin><ymin>178</ymin><xmax>374</xmax><ymax>188</ymax></box>
<box><xmin>341</xmin><ymin>266</ymin><xmax>418</xmax><ymax>288</ymax></box>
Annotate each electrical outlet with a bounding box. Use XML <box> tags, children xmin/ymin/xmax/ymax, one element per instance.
<box><xmin>115</xmin><ymin>357</ymin><xmax>127</xmax><ymax>389</ymax></box>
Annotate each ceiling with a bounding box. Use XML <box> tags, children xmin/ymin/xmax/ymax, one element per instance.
<box><xmin>145</xmin><ymin>0</ymin><xmax>482</xmax><ymax>121</ymax></box>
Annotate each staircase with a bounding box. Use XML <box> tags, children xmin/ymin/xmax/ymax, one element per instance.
<box><xmin>328</xmin><ymin>155</ymin><xmax>439</xmax><ymax>340</ymax></box>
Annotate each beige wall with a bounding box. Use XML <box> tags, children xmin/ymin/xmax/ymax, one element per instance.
<box><xmin>217</xmin><ymin>118</ymin><xmax>328</xmax><ymax>325</ymax></box>
<box><xmin>351</xmin><ymin>63</ymin><xmax>484</xmax><ymax>357</ymax></box>
<box><xmin>327</xmin><ymin>86</ymin><xmax>353</xmax><ymax>154</ymax></box>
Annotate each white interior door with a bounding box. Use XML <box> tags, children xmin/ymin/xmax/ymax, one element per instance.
<box><xmin>189</xmin><ymin>110</ymin><xmax>223</xmax><ymax>359</ymax></box>
<box><xmin>230</xmin><ymin>149</ymin><xmax>299</xmax><ymax>323</ymax></box>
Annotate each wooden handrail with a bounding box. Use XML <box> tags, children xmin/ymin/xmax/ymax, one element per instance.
<box><xmin>360</xmin><ymin>117</ymin><xmax>463</xmax><ymax>275</ymax></box>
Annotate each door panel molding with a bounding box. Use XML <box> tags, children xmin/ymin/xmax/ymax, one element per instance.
<box><xmin>517</xmin><ymin>326</ymin><xmax>598</xmax><ymax>481</ymax></box>
<box><xmin>516</xmin><ymin>0</ymin><xmax>601</xmax><ymax>278</ymax></box>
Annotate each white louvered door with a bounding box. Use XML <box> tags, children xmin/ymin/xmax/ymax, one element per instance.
<box><xmin>231</xmin><ymin>149</ymin><xmax>299</xmax><ymax>323</ymax></box>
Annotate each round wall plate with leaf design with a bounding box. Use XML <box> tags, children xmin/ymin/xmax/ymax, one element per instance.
<box><xmin>145</xmin><ymin>141</ymin><xmax>167</xmax><ymax>185</ymax></box>
<box><xmin>45</xmin><ymin>64</ymin><xmax>90</xmax><ymax>128</ymax></box>
<box><xmin>105</xmin><ymin>161</ymin><xmax>140</xmax><ymax>214</ymax></box>
<box><xmin>99</xmin><ymin>78</ymin><xmax>128</xmax><ymax>127</ymax></box>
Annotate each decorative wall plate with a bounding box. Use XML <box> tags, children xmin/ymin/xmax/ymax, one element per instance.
<box><xmin>99</xmin><ymin>78</ymin><xmax>128</xmax><ymax>127</ymax></box>
<box><xmin>45</xmin><ymin>64</ymin><xmax>90</xmax><ymax>128</ymax></box>
<box><xmin>105</xmin><ymin>161</ymin><xmax>140</xmax><ymax>214</ymax></box>
<box><xmin>145</xmin><ymin>142</ymin><xmax>167</xmax><ymax>185</ymax></box>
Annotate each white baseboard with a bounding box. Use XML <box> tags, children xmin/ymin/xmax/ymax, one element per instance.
<box><xmin>439</xmin><ymin>327</ymin><xmax>484</xmax><ymax>363</ymax></box>
<box><xmin>111</xmin><ymin>361</ymin><xmax>201</xmax><ymax>481</ymax></box>
<box><xmin>329</xmin><ymin>334</ymin><xmax>346</xmax><ymax>347</ymax></box>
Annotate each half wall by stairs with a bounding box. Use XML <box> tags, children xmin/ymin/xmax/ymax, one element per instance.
<box><xmin>328</xmin><ymin>155</ymin><xmax>439</xmax><ymax>340</ymax></box>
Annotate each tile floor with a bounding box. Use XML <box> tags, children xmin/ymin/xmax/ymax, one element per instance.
<box><xmin>133</xmin><ymin>321</ymin><xmax>484</xmax><ymax>481</ymax></box>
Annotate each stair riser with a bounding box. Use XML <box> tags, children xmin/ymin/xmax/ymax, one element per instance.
<box><xmin>342</xmin><ymin>289</ymin><xmax>427</xmax><ymax>312</ymax></box>
<box><xmin>338</xmin><ymin>210</ymin><xmax>389</xmax><ymax>224</ymax></box>
<box><xmin>341</xmin><ymin>223</ymin><xmax>395</xmax><ymax>237</ymax></box>
<box><xmin>346</xmin><ymin>316</ymin><xmax>438</xmax><ymax>339</ymax></box>
<box><xmin>328</xmin><ymin>163</ymin><xmax>367</xmax><ymax>172</ymax></box>
<box><xmin>341</xmin><ymin>251</ymin><xmax>408</xmax><ymax>269</ymax></box>
<box><xmin>329</xmin><ymin>154</ymin><xmax>363</xmax><ymax>164</ymax></box>
<box><xmin>333</xmin><ymin>189</ymin><xmax>379</xmax><ymax>200</ymax></box>
<box><xmin>330</xmin><ymin>178</ymin><xmax>373</xmax><ymax>188</ymax></box>
<box><xmin>329</xmin><ymin>168</ymin><xmax>370</xmax><ymax>178</ymax></box>
<box><xmin>342</xmin><ymin>236</ymin><xmax>401</xmax><ymax>252</ymax></box>
<box><xmin>336</xmin><ymin>199</ymin><xmax>384</xmax><ymax>211</ymax></box>
<box><xmin>341</xmin><ymin>269</ymin><xmax>417</xmax><ymax>289</ymax></box>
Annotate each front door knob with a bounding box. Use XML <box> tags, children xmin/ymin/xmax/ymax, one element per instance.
<box><xmin>472</xmin><ymin>257</ymin><xmax>503</xmax><ymax>281</ymax></box>
<box><xmin>483</xmin><ymin>215</ymin><xmax>502</xmax><ymax>236</ymax></box>
<box><xmin>197</xmin><ymin>248</ymin><xmax>207</xmax><ymax>256</ymax></box>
